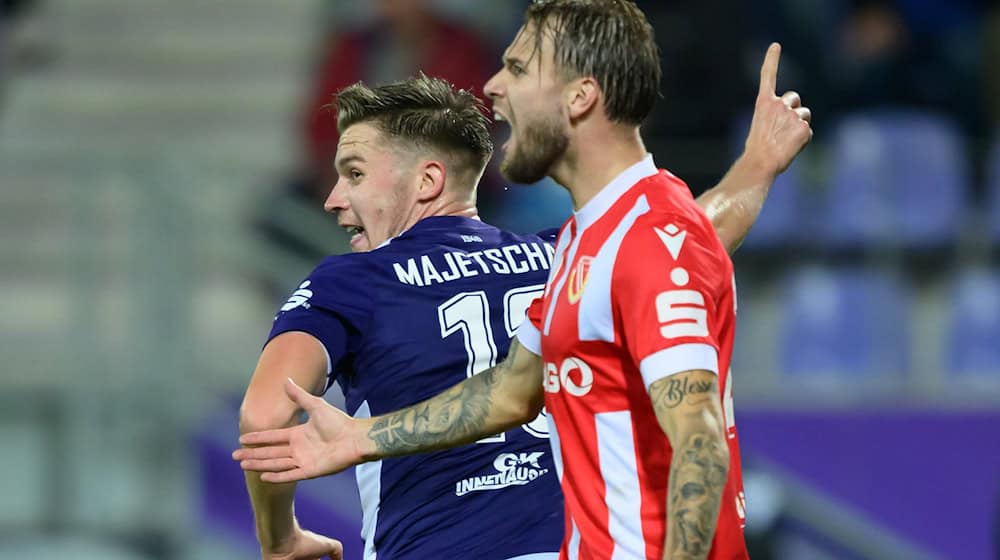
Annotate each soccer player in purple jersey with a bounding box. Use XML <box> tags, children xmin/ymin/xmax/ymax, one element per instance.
<box><xmin>238</xmin><ymin>69</ymin><xmax>807</xmax><ymax>559</ymax></box>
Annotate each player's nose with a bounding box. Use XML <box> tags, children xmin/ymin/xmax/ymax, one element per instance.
<box><xmin>484</xmin><ymin>69</ymin><xmax>504</xmax><ymax>101</ymax></box>
<box><xmin>324</xmin><ymin>178</ymin><xmax>349</xmax><ymax>214</ymax></box>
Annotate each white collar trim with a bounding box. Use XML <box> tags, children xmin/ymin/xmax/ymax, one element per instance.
<box><xmin>574</xmin><ymin>154</ymin><xmax>657</xmax><ymax>231</ymax></box>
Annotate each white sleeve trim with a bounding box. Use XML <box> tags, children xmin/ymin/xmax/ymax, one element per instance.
<box><xmin>639</xmin><ymin>343</ymin><xmax>719</xmax><ymax>390</ymax></box>
<box><xmin>515</xmin><ymin>318</ymin><xmax>543</xmax><ymax>356</ymax></box>
<box><xmin>319</xmin><ymin>339</ymin><xmax>332</xmax><ymax>375</ymax></box>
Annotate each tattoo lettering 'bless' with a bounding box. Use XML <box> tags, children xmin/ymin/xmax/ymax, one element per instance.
<box><xmin>650</xmin><ymin>373</ymin><xmax>714</xmax><ymax>409</ymax></box>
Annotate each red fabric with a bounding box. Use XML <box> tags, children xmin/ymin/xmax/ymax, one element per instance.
<box><xmin>527</xmin><ymin>171</ymin><xmax>747</xmax><ymax>560</ymax></box>
<box><xmin>303</xmin><ymin>19</ymin><xmax>495</xmax><ymax>171</ymax></box>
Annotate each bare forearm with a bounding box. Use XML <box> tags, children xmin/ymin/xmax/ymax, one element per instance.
<box><xmin>648</xmin><ymin>371</ymin><xmax>730</xmax><ymax>560</ymax></box>
<box><xmin>245</xmin><ymin>471</ymin><xmax>297</xmax><ymax>549</ymax></box>
<box><xmin>663</xmin><ymin>427</ymin><xmax>730</xmax><ymax>559</ymax></box>
<box><xmin>696</xmin><ymin>154</ymin><xmax>777</xmax><ymax>255</ymax></box>
<box><xmin>362</xmin><ymin>343</ymin><xmax>542</xmax><ymax>460</ymax></box>
<box><xmin>241</xmin><ymin>406</ymin><xmax>300</xmax><ymax>550</ymax></box>
<box><xmin>239</xmin><ymin>331</ymin><xmax>329</xmax><ymax>548</ymax></box>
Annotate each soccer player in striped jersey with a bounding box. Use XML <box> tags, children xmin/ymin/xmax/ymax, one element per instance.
<box><xmin>235</xmin><ymin>2</ymin><xmax>811</xmax><ymax>557</ymax></box>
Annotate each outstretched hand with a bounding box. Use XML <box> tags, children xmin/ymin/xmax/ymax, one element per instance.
<box><xmin>234</xmin><ymin>378</ymin><xmax>365</xmax><ymax>484</ymax></box>
<box><xmin>744</xmin><ymin>43</ymin><xmax>813</xmax><ymax>177</ymax></box>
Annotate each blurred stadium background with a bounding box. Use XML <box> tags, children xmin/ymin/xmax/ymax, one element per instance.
<box><xmin>0</xmin><ymin>0</ymin><xmax>997</xmax><ymax>558</ymax></box>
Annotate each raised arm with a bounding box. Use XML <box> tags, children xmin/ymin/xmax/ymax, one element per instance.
<box><xmin>649</xmin><ymin>370</ymin><xmax>730</xmax><ymax>560</ymax></box>
<box><xmin>234</xmin><ymin>338</ymin><xmax>545</xmax><ymax>484</ymax></box>
<box><xmin>695</xmin><ymin>43</ymin><xmax>812</xmax><ymax>254</ymax></box>
<box><xmin>239</xmin><ymin>332</ymin><xmax>343</xmax><ymax>559</ymax></box>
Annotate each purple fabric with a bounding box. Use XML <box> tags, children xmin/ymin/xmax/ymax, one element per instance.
<box><xmin>739</xmin><ymin>410</ymin><xmax>1000</xmax><ymax>560</ymax></box>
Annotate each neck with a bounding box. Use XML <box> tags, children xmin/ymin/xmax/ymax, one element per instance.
<box><xmin>550</xmin><ymin>126</ymin><xmax>647</xmax><ymax>211</ymax></box>
<box><xmin>409</xmin><ymin>195</ymin><xmax>479</xmax><ymax>227</ymax></box>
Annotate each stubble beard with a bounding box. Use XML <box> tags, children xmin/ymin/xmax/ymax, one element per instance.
<box><xmin>500</xmin><ymin>113</ymin><xmax>569</xmax><ymax>185</ymax></box>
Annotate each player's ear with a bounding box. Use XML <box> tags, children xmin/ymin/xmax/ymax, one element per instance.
<box><xmin>566</xmin><ymin>76</ymin><xmax>600</xmax><ymax>121</ymax></box>
<box><xmin>416</xmin><ymin>160</ymin><xmax>446</xmax><ymax>202</ymax></box>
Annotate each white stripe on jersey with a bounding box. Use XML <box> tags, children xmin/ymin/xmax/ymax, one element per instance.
<box><xmin>516</xmin><ymin>312</ymin><xmax>543</xmax><ymax>356</ymax></box>
<box><xmin>639</xmin><ymin>342</ymin><xmax>720</xmax><ymax>389</ymax></box>
<box><xmin>578</xmin><ymin>195</ymin><xmax>651</xmax><ymax>342</ymax></box>
<box><xmin>543</xmin><ymin>226</ymin><xmax>583</xmax><ymax>336</ymax></box>
<box><xmin>567</xmin><ymin>517</ymin><xmax>582</xmax><ymax>560</ymax></box>
<box><xmin>549</xmin><ymin>226</ymin><xmax>574</xmax><ymax>283</ymax></box>
<box><xmin>354</xmin><ymin>400</ymin><xmax>381</xmax><ymax>560</ymax></box>
<box><xmin>546</xmin><ymin>412</ymin><xmax>564</xmax><ymax>481</ymax></box>
<box><xmin>595</xmin><ymin>410</ymin><xmax>646</xmax><ymax>560</ymax></box>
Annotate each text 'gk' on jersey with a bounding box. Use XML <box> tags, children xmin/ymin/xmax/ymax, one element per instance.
<box><xmin>268</xmin><ymin>217</ymin><xmax>564</xmax><ymax>560</ymax></box>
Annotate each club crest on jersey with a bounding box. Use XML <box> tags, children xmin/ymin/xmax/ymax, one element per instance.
<box><xmin>654</xmin><ymin>224</ymin><xmax>687</xmax><ymax>260</ymax></box>
<box><xmin>567</xmin><ymin>256</ymin><xmax>594</xmax><ymax>304</ymax></box>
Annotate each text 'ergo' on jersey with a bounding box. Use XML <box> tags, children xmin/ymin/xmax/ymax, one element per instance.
<box><xmin>516</xmin><ymin>156</ymin><xmax>748</xmax><ymax>560</ymax></box>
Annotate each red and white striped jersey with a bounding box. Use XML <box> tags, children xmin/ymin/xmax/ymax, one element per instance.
<box><xmin>517</xmin><ymin>155</ymin><xmax>747</xmax><ymax>560</ymax></box>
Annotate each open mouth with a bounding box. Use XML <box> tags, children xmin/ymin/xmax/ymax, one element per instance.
<box><xmin>494</xmin><ymin>112</ymin><xmax>513</xmax><ymax>150</ymax></box>
<box><xmin>342</xmin><ymin>225</ymin><xmax>365</xmax><ymax>246</ymax></box>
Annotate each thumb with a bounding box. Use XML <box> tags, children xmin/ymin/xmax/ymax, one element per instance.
<box><xmin>284</xmin><ymin>377</ymin><xmax>320</xmax><ymax>411</ymax></box>
<box><xmin>322</xmin><ymin>536</ymin><xmax>344</xmax><ymax>559</ymax></box>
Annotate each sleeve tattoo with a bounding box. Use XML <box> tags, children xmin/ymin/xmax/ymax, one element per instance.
<box><xmin>366</xmin><ymin>342</ymin><xmax>522</xmax><ymax>456</ymax></box>
<box><xmin>649</xmin><ymin>372</ymin><xmax>730</xmax><ymax>559</ymax></box>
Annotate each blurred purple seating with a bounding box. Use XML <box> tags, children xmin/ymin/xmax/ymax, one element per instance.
<box><xmin>946</xmin><ymin>267</ymin><xmax>1000</xmax><ymax>376</ymax></box>
<box><xmin>779</xmin><ymin>266</ymin><xmax>910</xmax><ymax>377</ymax></box>
<box><xmin>822</xmin><ymin>111</ymin><xmax>968</xmax><ymax>250</ymax></box>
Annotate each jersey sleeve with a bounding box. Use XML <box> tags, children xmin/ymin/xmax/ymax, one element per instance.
<box><xmin>515</xmin><ymin>294</ymin><xmax>545</xmax><ymax>356</ymax></box>
<box><xmin>267</xmin><ymin>256</ymin><xmax>372</xmax><ymax>393</ymax></box>
<box><xmin>613</xmin><ymin>212</ymin><xmax>726</xmax><ymax>390</ymax></box>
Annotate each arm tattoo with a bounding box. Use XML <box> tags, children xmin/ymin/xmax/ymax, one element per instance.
<box><xmin>666</xmin><ymin>432</ymin><xmax>729</xmax><ymax>559</ymax></box>
<box><xmin>366</xmin><ymin>347</ymin><xmax>518</xmax><ymax>457</ymax></box>
<box><xmin>649</xmin><ymin>374</ymin><xmax>714</xmax><ymax>409</ymax></box>
<box><xmin>649</xmin><ymin>372</ymin><xmax>729</xmax><ymax>559</ymax></box>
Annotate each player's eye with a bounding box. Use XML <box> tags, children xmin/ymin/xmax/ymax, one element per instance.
<box><xmin>508</xmin><ymin>63</ymin><xmax>525</xmax><ymax>76</ymax></box>
<box><xmin>350</xmin><ymin>169</ymin><xmax>363</xmax><ymax>181</ymax></box>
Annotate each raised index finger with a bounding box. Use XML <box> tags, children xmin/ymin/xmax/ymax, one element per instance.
<box><xmin>758</xmin><ymin>42</ymin><xmax>781</xmax><ymax>98</ymax></box>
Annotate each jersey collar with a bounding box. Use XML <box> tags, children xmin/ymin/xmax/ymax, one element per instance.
<box><xmin>573</xmin><ymin>154</ymin><xmax>658</xmax><ymax>232</ymax></box>
<box><xmin>378</xmin><ymin>216</ymin><xmax>484</xmax><ymax>249</ymax></box>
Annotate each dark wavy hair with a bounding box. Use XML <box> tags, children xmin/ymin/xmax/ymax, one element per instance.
<box><xmin>525</xmin><ymin>0</ymin><xmax>661</xmax><ymax>125</ymax></box>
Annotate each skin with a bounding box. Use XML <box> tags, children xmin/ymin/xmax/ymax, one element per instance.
<box><xmin>241</xmin><ymin>124</ymin><xmax>482</xmax><ymax>559</ymax></box>
<box><xmin>237</xmin><ymin>22</ymin><xmax>811</xmax><ymax>560</ymax></box>
<box><xmin>325</xmin><ymin>122</ymin><xmax>478</xmax><ymax>253</ymax></box>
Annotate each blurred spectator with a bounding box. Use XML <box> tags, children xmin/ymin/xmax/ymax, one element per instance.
<box><xmin>984</xmin><ymin>4</ymin><xmax>1000</xmax><ymax>125</ymax></box>
<box><xmin>302</xmin><ymin>0</ymin><xmax>496</xmax><ymax>201</ymax></box>
<box><xmin>828</xmin><ymin>0</ymin><xmax>982</xmax><ymax>136</ymax></box>
<box><xmin>256</xmin><ymin>0</ymin><xmax>498</xmax><ymax>267</ymax></box>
